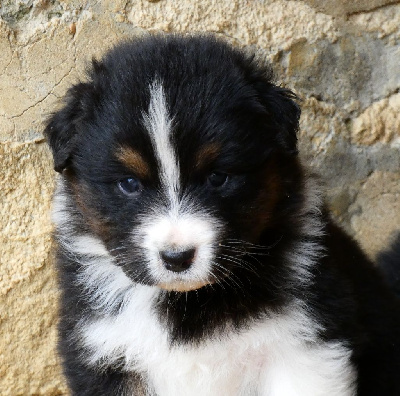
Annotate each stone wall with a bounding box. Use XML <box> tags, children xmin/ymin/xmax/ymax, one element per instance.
<box><xmin>1</xmin><ymin>1</ymin><xmax>399</xmax><ymax>394</ymax></box>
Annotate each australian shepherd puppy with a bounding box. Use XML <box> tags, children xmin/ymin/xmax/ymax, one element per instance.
<box><xmin>45</xmin><ymin>35</ymin><xmax>400</xmax><ymax>396</ymax></box>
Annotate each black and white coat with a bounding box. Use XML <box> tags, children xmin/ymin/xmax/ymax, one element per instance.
<box><xmin>45</xmin><ymin>35</ymin><xmax>400</xmax><ymax>396</ymax></box>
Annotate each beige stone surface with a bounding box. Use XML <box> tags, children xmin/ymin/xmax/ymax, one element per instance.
<box><xmin>304</xmin><ymin>0</ymin><xmax>399</xmax><ymax>17</ymax></box>
<box><xmin>351</xmin><ymin>93</ymin><xmax>400</xmax><ymax>145</ymax></box>
<box><xmin>126</xmin><ymin>0</ymin><xmax>337</xmax><ymax>48</ymax></box>
<box><xmin>349</xmin><ymin>3</ymin><xmax>400</xmax><ymax>40</ymax></box>
<box><xmin>350</xmin><ymin>171</ymin><xmax>400</xmax><ymax>257</ymax></box>
<box><xmin>0</xmin><ymin>142</ymin><xmax>67</xmax><ymax>394</ymax></box>
<box><xmin>1</xmin><ymin>0</ymin><xmax>399</xmax><ymax>394</ymax></box>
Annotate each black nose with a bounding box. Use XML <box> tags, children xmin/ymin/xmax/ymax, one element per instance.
<box><xmin>160</xmin><ymin>248</ymin><xmax>196</xmax><ymax>273</ymax></box>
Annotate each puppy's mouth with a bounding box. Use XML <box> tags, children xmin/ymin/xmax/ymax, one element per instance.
<box><xmin>157</xmin><ymin>279</ymin><xmax>214</xmax><ymax>292</ymax></box>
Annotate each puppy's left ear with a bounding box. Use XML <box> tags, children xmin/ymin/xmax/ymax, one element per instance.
<box><xmin>256</xmin><ymin>81</ymin><xmax>301</xmax><ymax>155</ymax></box>
<box><xmin>44</xmin><ymin>82</ymin><xmax>92</xmax><ymax>173</ymax></box>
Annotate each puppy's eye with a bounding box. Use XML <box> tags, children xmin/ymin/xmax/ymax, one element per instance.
<box><xmin>208</xmin><ymin>172</ymin><xmax>228</xmax><ymax>188</ymax></box>
<box><xmin>118</xmin><ymin>177</ymin><xmax>142</xmax><ymax>195</ymax></box>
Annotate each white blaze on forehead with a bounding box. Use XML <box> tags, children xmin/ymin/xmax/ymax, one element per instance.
<box><xmin>140</xmin><ymin>80</ymin><xmax>221</xmax><ymax>290</ymax></box>
<box><xmin>142</xmin><ymin>81</ymin><xmax>180</xmax><ymax>209</ymax></box>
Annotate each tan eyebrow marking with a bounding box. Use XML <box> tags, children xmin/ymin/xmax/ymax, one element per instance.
<box><xmin>117</xmin><ymin>146</ymin><xmax>151</xmax><ymax>179</ymax></box>
<box><xmin>195</xmin><ymin>143</ymin><xmax>221</xmax><ymax>171</ymax></box>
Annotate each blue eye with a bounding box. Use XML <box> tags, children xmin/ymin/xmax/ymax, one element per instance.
<box><xmin>118</xmin><ymin>177</ymin><xmax>142</xmax><ymax>195</ymax></box>
<box><xmin>208</xmin><ymin>172</ymin><xmax>228</xmax><ymax>187</ymax></box>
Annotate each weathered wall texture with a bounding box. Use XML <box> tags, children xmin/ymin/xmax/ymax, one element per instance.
<box><xmin>1</xmin><ymin>0</ymin><xmax>399</xmax><ymax>394</ymax></box>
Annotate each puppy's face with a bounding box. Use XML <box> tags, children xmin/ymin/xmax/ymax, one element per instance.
<box><xmin>46</xmin><ymin>36</ymin><xmax>300</xmax><ymax>292</ymax></box>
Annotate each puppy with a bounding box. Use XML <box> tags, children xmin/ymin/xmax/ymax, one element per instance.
<box><xmin>45</xmin><ymin>35</ymin><xmax>400</xmax><ymax>396</ymax></box>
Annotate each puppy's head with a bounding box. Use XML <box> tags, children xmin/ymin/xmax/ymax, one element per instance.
<box><xmin>45</xmin><ymin>35</ymin><xmax>301</xmax><ymax>292</ymax></box>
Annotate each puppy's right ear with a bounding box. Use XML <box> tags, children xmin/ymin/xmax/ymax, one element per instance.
<box><xmin>44</xmin><ymin>82</ymin><xmax>92</xmax><ymax>173</ymax></box>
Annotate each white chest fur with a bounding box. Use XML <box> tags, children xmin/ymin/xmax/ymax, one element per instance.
<box><xmin>80</xmin><ymin>285</ymin><xmax>356</xmax><ymax>396</ymax></box>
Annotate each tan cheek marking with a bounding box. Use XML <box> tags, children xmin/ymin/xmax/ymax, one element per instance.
<box><xmin>195</xmin><ymin>143</ymin><xmax>221</xmax><ymax>171</ymax></box>
<box><xmin>68</xmin><ymin>176</ymin><xmax>112</xmax><ymax>242</ymax></box>
<box><xmin>242</xmin><ymin>159</ymin><xmax>283</xmax><ymax>241</ymax></box>
<box><xmin>117</xmin><ymin>146</ymin><xmax>151</xmax><ymax>179</ymax></box>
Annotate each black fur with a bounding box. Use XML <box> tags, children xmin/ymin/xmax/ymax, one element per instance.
<box><xmin>377</xmin><ymin>234</ymin><xmax>400</xmax><ymax>297</ymax></box>
<box><xmin>45</xmin><ymin>35</ymin><xmax>400</xmax><ymax>395</ymax></box>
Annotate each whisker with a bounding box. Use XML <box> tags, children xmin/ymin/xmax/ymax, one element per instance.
<box><xmin>219</xmin><ymin>244</ymin><xmax>271</xmax><ymax>258</ymax></box>
<box><xmin>217</xmin><ymin>254</ymin><xmax>259</xmax><ymax>277</ymax></box>
<box><xmin>206</xmin><ymin>267</ymin><xmax>225</xmax><ymax>292</ymax></box>
<box><xmin>212</xmin><ymin>261</ymin><xmax>245</xmax><ymax>295</ymax></box>
<box><xmin>223</xmin><ymin>236</ymin><xmax>283</xmax><ymax>250</ymax></box>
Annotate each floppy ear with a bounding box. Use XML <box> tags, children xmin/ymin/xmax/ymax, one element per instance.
<box><xmin>44</xmin><ymin>82</ymin><xmax>94</xmax><ymax>173</ymax></box>
<box><xmin>262</xmin><ymin>85</ymin><xmax>300</xmax><ymax>154</ymax></box>
<box><xmin>253</xmin><ymin>78</ymin><xmax>301</xmax><ymax>155</ymax></box>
